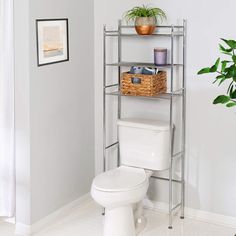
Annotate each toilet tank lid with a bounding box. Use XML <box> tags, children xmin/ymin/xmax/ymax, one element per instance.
<box><xmin>118</xmin><ymin>118</ymin><xmax>170</xmax><ymax>131</ymax></box>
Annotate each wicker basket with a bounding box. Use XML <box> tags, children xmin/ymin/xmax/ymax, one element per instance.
<box><xmin>121</xmin><ymin>71</ymin><xmax>167</xmax><ymax>96</ymax></box>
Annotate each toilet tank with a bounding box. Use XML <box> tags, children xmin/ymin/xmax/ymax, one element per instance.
<box><xmin>118</xmin><ymin>118</ymin><xmax>170</xmax><ymax>171</ymax></box>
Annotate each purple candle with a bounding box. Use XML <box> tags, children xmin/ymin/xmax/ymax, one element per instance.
<box><xmin>154</xmin><ymin>48</ymin><xmax>167</xmax><ymax>65</ymax></box>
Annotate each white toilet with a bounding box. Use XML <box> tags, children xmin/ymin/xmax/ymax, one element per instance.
<box><xmin>91</xmin><ymin>118</ymin><xmax>170</xmax><ymax>236</ymax></box>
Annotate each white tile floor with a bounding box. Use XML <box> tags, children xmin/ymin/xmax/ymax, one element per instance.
<box><xmin>2</xmin><ymin>200</ymin><xmax>236</xmax><ymax>236</ymax></box>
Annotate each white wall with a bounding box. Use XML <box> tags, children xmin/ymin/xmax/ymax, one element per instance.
<box><xmin>94</xmin><ymin>0</ymin><xmax>236</xmax><ymax>218</ymax></box>
<box><xmin>29</xmin><ymin>0</ymin><xmax>94</xmax><ymax>224</ymax></box>
<box><xmin>14</xmin><ymin>0</ymin><xmax>94</xmax><ymax>225</ymax></box>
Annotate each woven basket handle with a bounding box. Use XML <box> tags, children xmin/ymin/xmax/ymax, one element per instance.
<box><xmin>131</xmin><ymin>77</ymin><xmax>142</xmax><ymax>84</ymax></box>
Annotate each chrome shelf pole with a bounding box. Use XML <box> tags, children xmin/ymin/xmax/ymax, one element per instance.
<box><xmin>168</xmin><ymin>25</ymin><xmax>175</xmax><ymax>230</ymax></box>
<box><xmin>103</xmin><ymin>24</ymin><xmax>107</xmax><ymax>174</ymax></box>
<box><xmin>180</xmin><ymin>19</ymin><xmax>187</xmax><ymax>220</ymax></box>
<box><xmin>117</xmin><ymin>20</ymin><xmax>122</xmax><ymax>167</ymax></box>
<box><xmin>102</xmin><ymin>25</ymin><xmax>107</xmax><ymax>216</ymax></box>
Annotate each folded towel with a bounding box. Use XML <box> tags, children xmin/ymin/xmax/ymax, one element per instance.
<box><xmin>130</xmin><ymin>66</ymin><xmax>143</xmax><ymax>74</ymax></box>
<box><xmin>129</xmin><ymin>66</ymin><xmax>159</xmax><ymax>75</ymax></box>
<box><xmin>142</xmin><ymin>67</ymin><xmax>157</xmax><ymax>75</ymax></box>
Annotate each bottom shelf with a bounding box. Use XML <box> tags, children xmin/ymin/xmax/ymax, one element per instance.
<box><xmin>151</xmin><ymin>176</ymin><xmax>182</xmax><ymax>184</ymax></box>
<box><xmin>105</xmin><ymin>90</ymin><xmax>183</xmax><ymax>100</ymax></box>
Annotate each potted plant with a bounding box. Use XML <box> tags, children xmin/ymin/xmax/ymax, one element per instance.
<box><xmin>198</xmin><ymin>38</ymin><xmax>236</xmax><ymax>108</ymax></box>
<box><xmin>123</xmin><ymin>5</ymin><xmax>167</xmax><ymax>35</ymax></box>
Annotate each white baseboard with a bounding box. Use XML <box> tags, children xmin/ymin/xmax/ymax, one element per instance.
<box><xmin>15</xmin><ymin>193</ymin><xmax>91</xmax><ymax>236</ymax></box>
<box><xmin>143</xmin><ymin>198</ymin><xmax>236</xmax><ymax>229</ymax></box>
<box><xmin>0</xmin><ymin>217</ymin><xmax>15</xmax><ymax>224</ymax></box>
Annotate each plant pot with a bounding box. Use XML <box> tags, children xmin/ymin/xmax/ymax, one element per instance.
<box><xmin>135</xmin><ymin>17</ymin><xmax>157</xmax><ymax>35</ymax></box>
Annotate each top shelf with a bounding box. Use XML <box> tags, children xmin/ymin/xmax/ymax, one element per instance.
<box><xmin>105</xmin><ymin>32</ymin><xmax>184</xmax><ymax>37</ymax></box>
<box><xmin>120</xmin><ymin>25</ymin><xmax>184</xmax><ymax>29</ymax></box>
<box><xmin>105</xmin><ymin>24</ymin><xmax>184</xmax><ymax>37</ymax></box>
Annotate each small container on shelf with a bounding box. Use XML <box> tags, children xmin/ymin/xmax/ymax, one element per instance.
<box><xmin>154</xmin><ymin>48</ymin><xmax>167</xmax><ymax>65</ymax></box>
<box><xmin>121</xmin><ymin>71</ymin><xmax>167</xmax><ymax>97</ymax></box>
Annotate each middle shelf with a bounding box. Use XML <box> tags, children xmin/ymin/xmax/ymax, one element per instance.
<box><xmin>106</xmin><ymin>61</ymin><xmax>183</xmax><ymax>69</ymax></box>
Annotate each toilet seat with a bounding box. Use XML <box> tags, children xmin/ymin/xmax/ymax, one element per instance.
<box><xmin>92</xmin><ymin>166</ymin><xmax>147</xmax><ymax>192</ymax></box>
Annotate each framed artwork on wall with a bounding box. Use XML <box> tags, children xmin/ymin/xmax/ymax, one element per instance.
<box><xmin>36</xmin><ymin>18</ymin><xmax>69</xmax><ymax>66</ymax></box>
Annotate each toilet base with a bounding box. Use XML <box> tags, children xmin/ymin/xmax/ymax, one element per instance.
<box><xmin>104</xmin><ymin>205</ymin><xmax>136</xmax><ymax>236</ymax></box>
<box><xmin>136</xmin><ymin>216</ymin><xmax>147</xmax><ymax>234</ymax></box>
<box><xmin>134</xmin><ymin>201</ymin><xmax>147</xmax><ymax>234</ymax></box>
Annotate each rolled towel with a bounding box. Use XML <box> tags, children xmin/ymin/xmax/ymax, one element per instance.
<box><xmin>142</xmin><ymin>67</ymin><xmax>157</xmax><ymax>75</ymax></box>
<box><xmin>130</xmin><ymin>66</ymin><xmax>143</xmax><ymax>74</ymax></box>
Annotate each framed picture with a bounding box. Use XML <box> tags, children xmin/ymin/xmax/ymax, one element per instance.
<box><xmin>36</xmin><ymin>19</ymin><xmax>69</xmax><ymax>66</ymax></box>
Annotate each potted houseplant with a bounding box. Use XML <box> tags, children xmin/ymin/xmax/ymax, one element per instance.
<box><xmin>198</xmin><ymin>38</ymin><xmax>236</xmax><ymax>108</ymax></box>
<box><xmin>123</xmin><ymin>5</ymin><xmax>167</xmax><ymax>35</ymax></box>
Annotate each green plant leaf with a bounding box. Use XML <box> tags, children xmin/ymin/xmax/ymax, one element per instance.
<box><xmin>221</xmin><ymin>38</ymin><xmax>236</xmax><ymax>49</ymax></box>
<box><xmin>209</xmin><ymin>65</ymin><xmax>217</xmax><ymax>73</ymax></box>
<box><xmin>215</xmin><ymin>74</ymin><xmax>225</xmax><ymax>85</ymax></box>
<box><xmin>227</xmin><ymin>81</ymin><xmax>234</xmax><ymax>94</ymax></box>
<box><xmin>232</xmin><ymin>55</ymin><xmax>236</xmax><ymax>64</ymax></box>
<box><xmin>230</xmin><ymin>89</ymin><xmax>236</xmax><ymax>99</ymax></box>
<box><xmin>225</xmin><ymin>65</ymin><xmax>236</xmax><ymax>78</ymax></box>
<box><xmin>231</xmin><ymin>66</ymin><xmax>236</xmax><ymax>76</ymax></box>
<box><xmin>213</xmin><ymin>75</ymin><xmax>224</xmax><ymax>84</ymax></box>
<box><xmin>123</xmin><ymin>5</ymin><xmax>167</xmax><ymax>22</ymax></box>
<box><xmin>197</xmin><ymin>59</ymin><xmax>221</xmax><ymax>74</ymax></box>
<box><xmin>226</xmin><ymin>102</ymin><xmax>236</xmax><ymax>107</ymax></box>
<box><xmin>214</xmin><ymin>57</ymin><xmax>220</xmax><ymax>68</ymax></box>
<box><xmin>197</xmin><ymin>67</ymin><xmax>211</xmax><ymax>74</ymax></box>
<box><xmin>216</xmin><ymin>75</ymin><xmax>225</xmax><ymax>79</ymax></box>
<box><xmin>208</xmin><ymin>58</ymin><xmax>221</xmax><ymax>73</ymax></box>
<box><xmin>218</xmin><ymin>77</ymin><xmax>228</xmax><ymax>86</ymax></box>
<box><xmin>221</xmin><ymin>60</ymin><xmax>230</xmax><ymax>72</ymax></box>
<box><xmin>198</xmin><ymin>38</ymin><xmax>236</xmax><ymax>108</ymax></box>
<box><xmin>213</xmin><ymin>95</ymin><xmax>230</xmax><ymax>104</ymax></box>
<box><xmin>219</xmin><ymin>44</ymin><xmax>233</xmax><ymax>55</ymax></box>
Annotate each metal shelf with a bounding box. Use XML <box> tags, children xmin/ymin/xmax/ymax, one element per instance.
<box><xmin>106</xmin><ymin>62</ymin><xmax>183</xmax><ymax>69</ymax></box>
<box><xmin>105</xmin><ymin>32</ymin><xmax>184</xmax><ymax>37</ymax></box>
<box><xmin>105</xmin><ymin>91</ymin><xmax>183</xmax><ymax>100</ymax></box>
<box><xmin>151</xmin><ymin>176</ymin><xmax>182</xmax><ymax>184</ymax></box>
<box><xmin>120</xmin><ymin>25</ymin><xmax>184</xmax><ymax>29</ymax></box>
<box><xmin>105</xmin><ymin>25</ymin><xmax>184</xmax><ymax>37</ymax></box>
<box><xmin>103</xmin><ymin>20</ymin><xmax>187</xmax><ymax>229</ymax></box>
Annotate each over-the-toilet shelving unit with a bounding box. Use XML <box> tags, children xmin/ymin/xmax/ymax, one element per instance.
<box><xmin>102</xmin><ymin>20</ymin><xmax>186</xmax><ymax>229</ymax></box>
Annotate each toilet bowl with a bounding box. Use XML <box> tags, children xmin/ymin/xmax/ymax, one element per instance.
<box><xmin>91</xmin><ymin>166</ymin><xmax>153</xmax><ymax>236</ymax></box>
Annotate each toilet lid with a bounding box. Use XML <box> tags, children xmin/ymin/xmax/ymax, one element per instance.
<box><xmin>92</xmin><ymin>166</ymin><xmax>147</xmax><ymax>192</ymax></box>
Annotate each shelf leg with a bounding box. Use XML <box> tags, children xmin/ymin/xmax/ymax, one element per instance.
<box><xmin>180</xmin><ymin>19</ymin><xmax>187</xmax><ymax>220</ymax></box>
<box><xmin>102</xmin><ymin>208</ymin><xmax>105</xmax><ymax>216</ymax></box>
<box><xmin>168</xmin><ymin>158</ymin><xmax>173</xmax><ymax>229</ymax></box>
<box><xmin>168</xmin><ymin>25</ymin><xmax>175</xmax><ymax>230</ymax></box>
<box><xmin>117</xmin><ymin>20</ymin><xmax>122</xmax><ymax>167</ymax></box>
<box><xmin>102</xmin><ymin>25</ymin><xmax>107</xmax><ymax>216</ymax></box>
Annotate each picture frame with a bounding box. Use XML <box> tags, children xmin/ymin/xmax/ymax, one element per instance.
<box><xmin>36</xmin><ymin>18</ymin><xmax>69</xmax><ymax>66</ymax></box>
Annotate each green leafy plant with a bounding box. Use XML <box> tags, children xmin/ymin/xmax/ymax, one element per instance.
<box><xmin>198</xmin><ymin>38</ymin><xmax>236</xmax><ymax>108</ymax></box>
<box><xmin>123</xmin><ymin>5</ymin><xmax>167</xmax><ymax>22</ymax></box>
